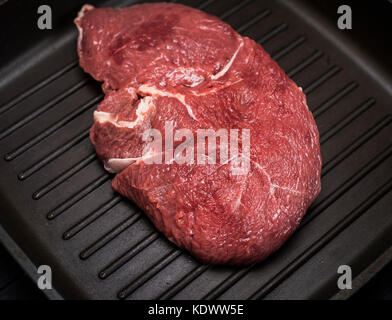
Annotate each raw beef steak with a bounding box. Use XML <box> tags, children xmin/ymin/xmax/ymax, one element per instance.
<box><xmin>75</xmin><ymin>3</ymin><xmax>322</xmax><ymax>265</ymax></box>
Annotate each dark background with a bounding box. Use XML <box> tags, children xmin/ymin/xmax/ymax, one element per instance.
<box><xmin>0</xmin><ymin>0</ymin><xmax>391</xmax><ymax>300</ymax></box>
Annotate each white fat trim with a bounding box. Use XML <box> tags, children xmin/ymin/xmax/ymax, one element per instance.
<box><xmin>191</xmin><ymin>79</ymin><xmax>243</xmax><ymax>96</ymax></box>
<box><xmin>198</xmin><ymin>26</ymin><xmax>218</xmax><ymax>32</ymax></box>
<box><xmin>104</xmin><ymin>149</ymin><xmax>162</xmax><ymax>173</ymax></box>
<box><xmin>233</xmin><ymin>179</ymin><xmax>247</xmax><ymax>212</ymax></box>
<box><xmin>104</xmin><ymin>158</ymin><xmax>136</xmax><ymax>173</ymax></box>
<box><xmin>126</xmin><ymin>86</ymin><xmax>138</xmax><ymax>97</ymax></box>
<box><xmin>210</xmin><ymin>40</ymin><xmax>244</xmax><ymax>80</ymax></box>
<box><xmin>271</xmin><ymin>184</ymin><xmax>302</xmax><ymax>195</ymax></box>
<box><xmin>166</xmin><ymin>67</ymin><xmax>205</xmax><ymax>87</ymax></box>
<box><xmin>94</xmin><ymin>96</ymin><xmax>155</xmax><ymax>128</ymax></box>
<box><xmin>139</xmin><ymin>85</ymin><xmax>198</xmax><ymax>121</ymax></box>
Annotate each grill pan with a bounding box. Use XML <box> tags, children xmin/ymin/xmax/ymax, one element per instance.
<box><xmin>0</xmin><ymin>0</ymin><xmax>391</xmax><ymax>300</ymax></box>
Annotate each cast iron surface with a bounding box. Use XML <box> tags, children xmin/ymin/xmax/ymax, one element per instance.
<box><xmin>0</xmin><ymin>0</ymin><xmax>391</xmax><ymax>299</ymax></box>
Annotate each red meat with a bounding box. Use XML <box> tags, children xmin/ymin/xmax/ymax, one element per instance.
<box><xmin>75</xmin><ymin>3</ymin><xmax>321</xmax><ymax>265</ymax></box>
